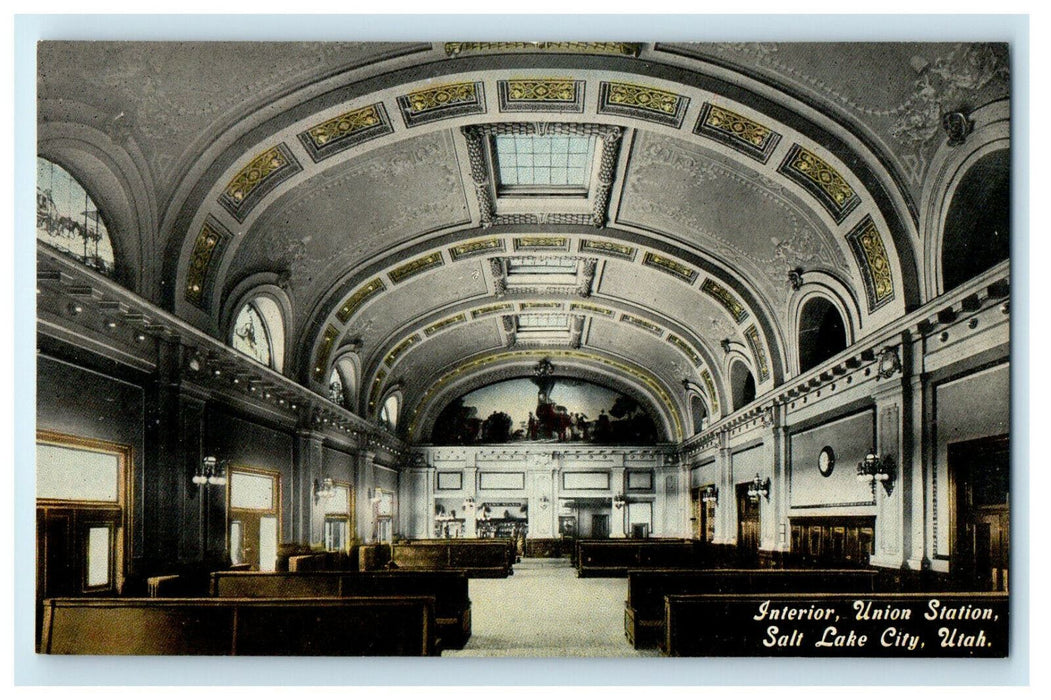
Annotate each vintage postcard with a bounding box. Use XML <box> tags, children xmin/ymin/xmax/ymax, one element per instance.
<box><xmin>24</xmin><ymin>28</ymin><xmax>1021</xmax><ymax>682</ymax></box>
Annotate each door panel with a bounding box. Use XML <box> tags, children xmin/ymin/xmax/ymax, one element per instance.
<box><xmin>950</xmin><ymin>435</ymin><xmax>1009</xmax><ymax>591</ymax></box>
<box><xmin>228</xmin><ymin>468</ymin><xmax>280</xmax><ymax>571</ymax></box>
<box><xmin>591</xmin><ymin>514</ymin><xmax>610</xmax><ymax>539</ymax></box>
<box><xmin>736</xmin><ymin>483</ymin><xmax>760</xmax><ymax>565</ymax></box>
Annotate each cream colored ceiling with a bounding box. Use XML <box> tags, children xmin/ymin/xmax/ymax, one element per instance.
<box><xmin>36</xmin><ymin>41</ymin><xmax>1010</xmax><ymax>440</ymax></box>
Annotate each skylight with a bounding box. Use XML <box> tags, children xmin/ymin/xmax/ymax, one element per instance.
<box><xmin>506</xmin><ymin>257</ymin><xmax>578</xmax><ymax>276</ymax></box>
<box><xmin>494</xmin><ymin>134</ymin><xmax>595</xmax><ymax>192</ymax></box>
<box><xmin>517</xmin><ymin>313</ymin><xmax>570</xmax><ymax>331</ymax></box>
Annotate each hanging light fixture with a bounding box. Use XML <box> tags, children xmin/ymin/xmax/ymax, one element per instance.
<box><xmin>195</xmin><ymin>456</ymin><xmax>228</xmax><ymax>487</ymax></box>
<box><xmin>746</xmin><ymin>473</ymin><xmax>769</xmax><ymax>501</ymax></box>
<box><xmin>313</xmin><ymin>477</ymin><xmax>336</xmax><ymax>502</ymax></box>
<box><xmin>701</xmin><ymin>485</ymin><xmax>719</xmax><ymax>504</ymax></box>
<box><xmin>857</xmin><ymin>452</ymin><xmax>894</xmax><ymax>492</ymax></box>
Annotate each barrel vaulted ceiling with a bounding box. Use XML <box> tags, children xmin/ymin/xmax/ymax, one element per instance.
<box><xmin>37</xmin><ymin>41</ymin><xmax>1010</xmax><ymax>442</ymax></box>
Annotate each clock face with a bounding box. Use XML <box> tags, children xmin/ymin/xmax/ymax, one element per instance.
<box><xmin>818</xmin><ymin>446</ymin><xmax>835</xmax><ymax>477</ymax></box>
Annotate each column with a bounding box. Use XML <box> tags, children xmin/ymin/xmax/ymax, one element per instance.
<box><xmin>768</xmin><ymin>402</ymin><xmax>790</xmax><ymax>553</ymax></box>
<box><xmin>679</xmin><ymin>458</ymin><xmax>692</xmax><ymax>538</ymax></box>
<box><xmin>463</xmin><ymin>452</ymin><xmax>479</xmax><ymax>538</ymax></box>
<box><xmin>356</xmin><ymin>449</ymin><xmax>376</xmax><ymax>542</ymax></box>
<box><xmin>611</xmin><ymin>457</ymin><xmax>626</xmax><ymax>537</ymax></box>
<box><xmin>869</xmin><ymin>335</ymin><xmax>911</xmax><ymax>571</ymax></box>
<box><xmin>715</xmin><ymin>431</ymin><xmax>734</xmax><ymax>544</ymax></box>
<box><xmin>295</xmin><ymin>429</ymin><xmax>325</xmax><ymax>546</ymax></box>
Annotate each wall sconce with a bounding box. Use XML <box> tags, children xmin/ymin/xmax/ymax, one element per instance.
<box><xmin>195</xmin><ymin>456</ymin><xmax>228</xmax><ymax>487</ymax></box>
<box><xmin>314</xmin><ymin>477</ymin><xmax>336</xmax><ymax>502</ymax></box>
<box><xmin>462</xmin><ymin>497</ymin><xmax>476</xmax><ymax>511</ymax></box>
<box><xmin>747</xmin><ymin>473</ymin><xmax>769</xmax><ymax>502</ymax></box>
<box><xmin>857</xmin><ymin>452</ymin><xmax>894</xmax><ymax>493</ymax></box>
<box><xmin>539</xmin><ymin>495</ymin><xmax>550</xmax><ymax>510</ymax></box>
<box><xmin>613</xmin><ymin>493</ymin><xmax>626</xmax><ymax>510</ymax></box>
<box><xmin>701</xmin><ymin>485</ymin><xmax>719</xmax><ymax>504</ymax></box>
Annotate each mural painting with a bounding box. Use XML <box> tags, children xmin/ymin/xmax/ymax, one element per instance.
<box><xmin>431</xmin><ymin>359</ymin><xmax>660</xmax><ymax>445</ymax></box>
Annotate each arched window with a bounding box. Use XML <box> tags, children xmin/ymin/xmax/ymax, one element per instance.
<box><xmin>36</xmin><ymin>157</ymin><xmax>116</xmax><ymax>276</ymax></box>
<box><xmin>380</xmin><ymin>394</ymin><xmax>400</xmax><ymax>432</ymax></box>
<box><xmin>690</xmin><ymin>394</ymin><xmax>709</xmax><ymax>434</ymax></box>
<box><xmin>231</xmin><ymin>296</ymin><xmax>284</xmax><ymax>370</ymax></box>
<box><xmin>328</xmin><ymin>368</ymin><xmax>345</xmax><ymax>407</ymax></box>
<box><xmin>730</xmin><ymin>361</ymin><xmax>756</xmax><ymax>412</ymax></box>
<box><xmin>798</xmin><ymin>297</ymin><xmax>848</xmax><ymax>372</ymax></box>
<box><xmin>941</xmin><ymin>149</ymin><xmax>1010</xmax><ymax>292</ymax></box>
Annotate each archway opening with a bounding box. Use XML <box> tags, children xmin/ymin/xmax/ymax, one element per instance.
<box><xmin>690</xmin><ymin>394</ymin><xmax>708</xmax><ymax>435</ymax></box>
<box><xmin>798</xmin><ymin>297</ymin><xmax>848</xmax><ymax>372</ymax></box>
<box><xmin>942</xmin><ymin>149</ymin><xmax>1010</xmax><ymax>292</ymax></box>
<box><xmin>730</xmin><ymin>362</ymin><xmax>756</xmax><ymax>412</ymax></box>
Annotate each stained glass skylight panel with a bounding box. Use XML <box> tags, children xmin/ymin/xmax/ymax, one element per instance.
<box><xmin>232</xmin><ymin>302</ymin><xmax>273</xmax><ymax>367</ymax></box>
<box><xmin>494</xmin><ymin>134</ymin><xmax>595</xmax><ymax>191</ymax></box>
<box><xmin>36</xmin><ymin>157</ymin><xmax>116</xmax><ymax>275</ymax></box>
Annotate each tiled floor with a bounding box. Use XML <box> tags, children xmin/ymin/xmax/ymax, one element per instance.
<box><xmin>443</xmin><ymin>557</ymin><xmax>660</xmax><ymax>657</ymax></box>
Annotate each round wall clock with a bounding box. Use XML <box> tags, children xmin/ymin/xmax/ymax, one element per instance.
<box><xmin>818</xmin><ymin>446</ymin><xmax>835</xmax><ymax>477</ymax></box>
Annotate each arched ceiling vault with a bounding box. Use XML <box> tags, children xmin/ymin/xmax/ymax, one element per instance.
<box><xmin>38</xmin><ymin>42</ymin><xmax>1009</xmax><ymax>440</ymax></box>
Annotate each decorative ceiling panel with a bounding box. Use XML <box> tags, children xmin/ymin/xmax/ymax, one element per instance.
<box><xmin>596</xmin><ymin>260</ymin><xmax>744</xmax><ymax>346</ymax></box>
<box><xmin>617</xmin><ymin>130</ymin><xmax>849</xmax><ymax>307</ymax></box>
<box><xmin>230</xmin><ymin>129</ymin><xmax>470</xmax><ymax>312</ymax></box>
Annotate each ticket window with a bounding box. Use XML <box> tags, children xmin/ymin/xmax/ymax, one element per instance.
<box><xmin>228</xmin><ymin>469</ymin><xmax>280</xmax><ymax>571</ymax></box>
<box><xmin>322</xmin><ymin>483</ymin><xmax>353</xmax><ymax>552</ymax></box>
<box><xmin>374</xmin><ymin>489</ymin><xmax>394</xmax><ymax>543</ymax></box>
<box><xmin>36</xmin><ymin>433</ymin><xmax>128</xmax><ymax>646</ymax></box>
<box><xmin>36</xmin><ymin>434</ymin><xmax>128</xmax><ymax>599</ymax></box>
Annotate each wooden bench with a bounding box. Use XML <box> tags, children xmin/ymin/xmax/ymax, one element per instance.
<box><xmin>576</xmin><ymin>540</ymin><xmax>737</xmax><ymax>577</ymax></box>
<box><xmin>144</xmin><ymin>564</ymin><xmax>252</xmax><ymax>598</ymax></box>
<box><xmin>524</xmin><ymin>538</ymin><xmax>572</xmax><ymax>558</ymax></box>
<box><xmin>210</xmin><ymin>570</ymin><xmax>471</xmax><ymax>649</ymax></box>
<box><xmin>360</xmin><ymin>540</ymin><xmax>513</xmax><ymax>578</ymax></box>
<box><xmin>663</xmin><ymin>592</ymin><xmax>1009</xmax><ymax>657</ymax></box>
<box><xmin>40</xmin><ymin>596</ymin><xmax>438</xmax><ymax>656</ymax></box>
<box><xmin>624</xmin><ymin>568</ymin><xmax>879</xmax><ymax>649</ymax></box>
<box><xmin>571</xmin><ymin>538</ymin><xmax>670</xmax><ymax>567</ymax></box>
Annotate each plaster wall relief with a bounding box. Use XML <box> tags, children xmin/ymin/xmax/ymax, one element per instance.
<box><xmin>617</xmin><ymin>131</ymin><xmax>849</xmax><ymax>312</ymax></box>
<box><xmin>662</xmin><ymin>42</ymin><xmax>1009</xmax><ymax>191</ymax></box>
<box><xmin>37</xmin><ymin>42</ymin><xmax>413</xmax><ymax>200</ymax></box>
<box><xmin>229</xmin><ymin>130</ymin><xmax>470</xmax><ymax>314</ymax></box>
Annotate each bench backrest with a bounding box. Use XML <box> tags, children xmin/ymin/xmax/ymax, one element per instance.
<box><xmin>210</xmin><ymin>571</ymin><xmax>469</xmax><ymax>616</ymax></box>
<box><xmin>359</xmin><ymin>541</ymin><xmax>512</xmax><ymax>575</ymax></box>
<box><xmin>40</xmin><ymin>596</ymin><xmax>436</xmax><ymax>656</ymax></box>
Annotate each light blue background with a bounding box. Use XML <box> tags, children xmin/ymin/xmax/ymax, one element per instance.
<box><xmin>13</xmin><ymin>13</ymin><xmax>1031</xmax><ymax>686</ymax></box>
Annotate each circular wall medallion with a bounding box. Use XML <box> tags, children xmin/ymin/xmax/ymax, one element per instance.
<box><xmin>818</xmin><ymin>446</ymin><xmax>835</xmax><ymax>477</ymax></box>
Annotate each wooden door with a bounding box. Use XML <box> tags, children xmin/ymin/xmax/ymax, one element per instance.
<box><xmin>950</xmin><ymin>436</ymin><xmax>1009</xmax><ymax>591</ymax></box>
<box><xmin>591</xmin><ymin>513</ymin><xmax>610</xmax><ymax>539</ymax></box>
<box><xmin>36</xmin><ymin>433</ymin><xmax>128</xmax><ymax>647</ymax></box>
<box><xmin>736</xmin><ymin>483</ymin><xmax>760</xmax><ymax>565</ymax></box>
<box><xmin>690</xmin><ymin>488</ymin><xmax>702</xmax><ymax>539</ymax></box>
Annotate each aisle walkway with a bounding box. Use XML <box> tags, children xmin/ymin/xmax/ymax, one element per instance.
<box><xmin>444</xmin><ymin>557</ymin><xmax>660</xmax><ymax>657</ymax></box>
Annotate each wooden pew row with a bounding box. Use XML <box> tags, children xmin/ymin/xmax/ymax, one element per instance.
<box><xmin>40</xmin><ymin>596</ymin><xmax>438</xmax><ymax>656</ymax></box>
<box><xmin>359</xmin><ymin>540</ymin><xmax>513</xmax><ymax>578</ymax></box>
<box><xmin>570</xmin><ymin>538</ymin><xmax>690</xmax><ymax>568</ymax></box>
<box><xmin>663</xmin><ymin>592</ymin><xmax>1009</xmax><ymax>657</ymax></box>
<box><xmin>524</xmin><ymin>538</ymin><xmax>572</xmax><ymax>558</ymax></box>
<box><xmin>624</xmin><ymin>568</ymin><xmax>879</xmax><ymax>649</ymax></box>
<box><xmin>576</xmin><ymin>540</ymin><xmax>739</xmax><ymax>577</ymax></box>
<box><xmin>210</xmin><ymin>570</ymin><xmax>471</xmax><ymax>649</ymax></box>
